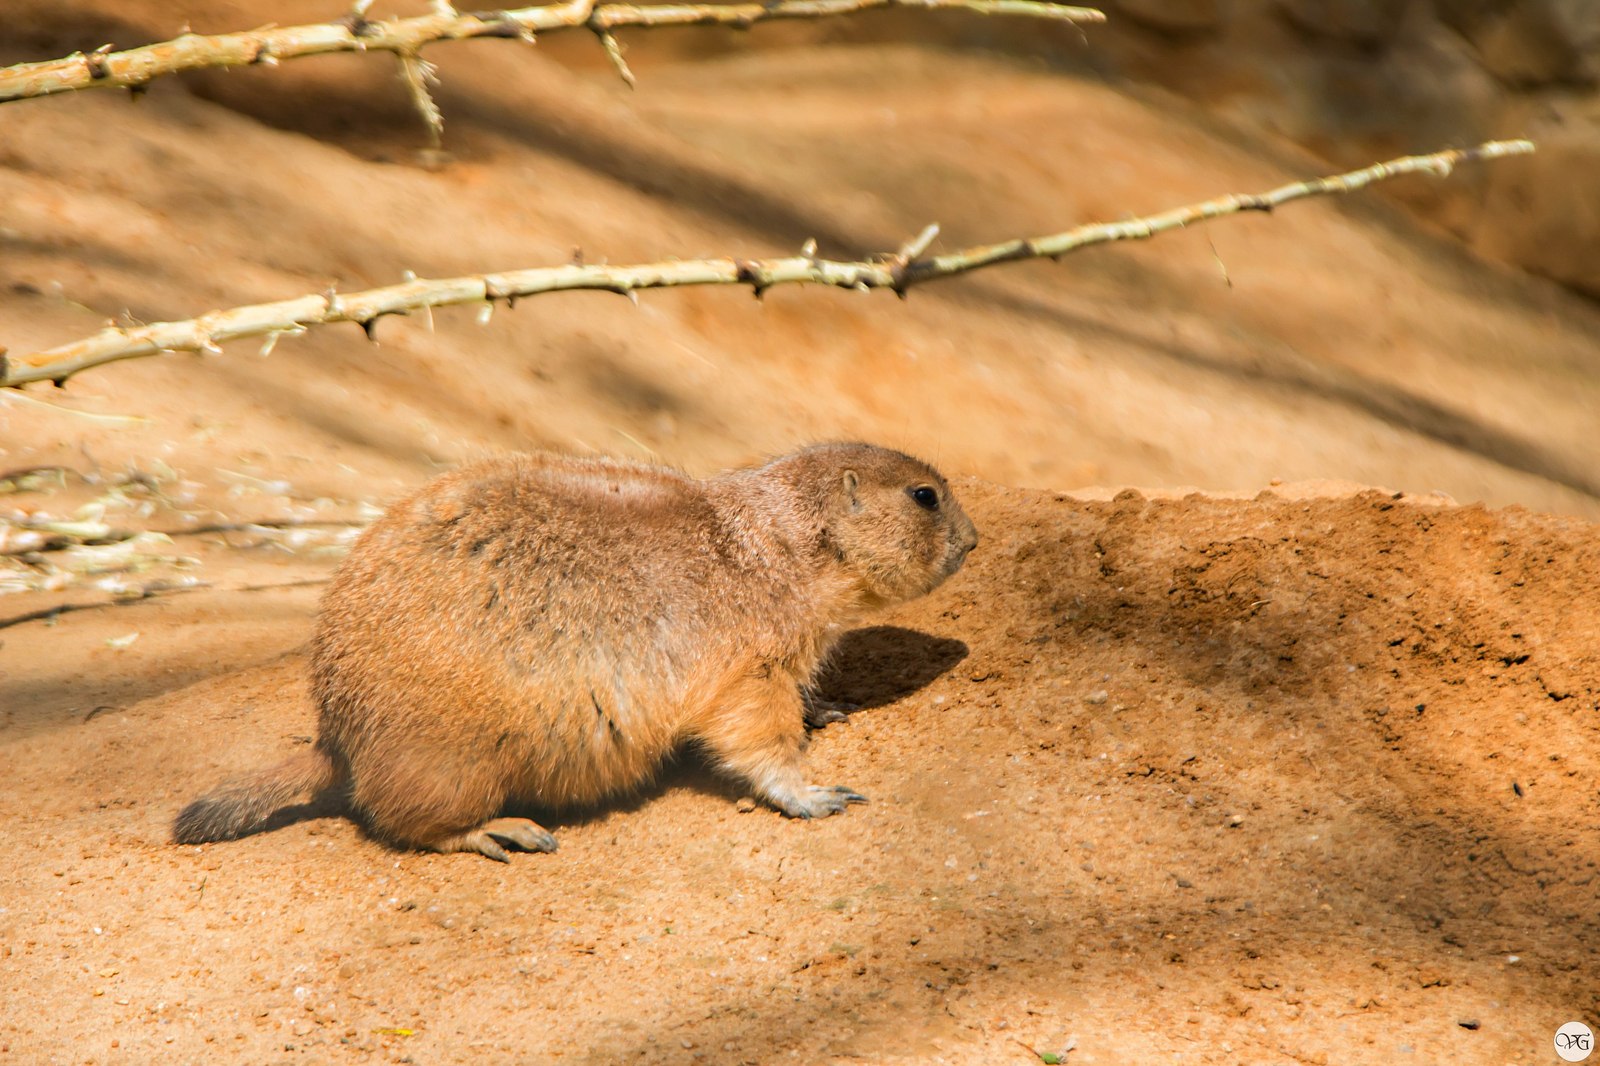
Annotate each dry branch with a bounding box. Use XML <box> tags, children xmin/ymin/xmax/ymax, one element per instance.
<box><xmin>0</xmin><ymin>139</ymin><xmax>1533</xmax><ymax>390</ymax></box>
<box><xmin>0</xmin><ymin>0</ymin><xmax>1105</xmax><ymax>105</ymax></box>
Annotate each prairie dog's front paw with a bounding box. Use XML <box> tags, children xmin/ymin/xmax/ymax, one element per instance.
<box><xmin>803</xmin><ymin>695</ymin><xmax>861</xmax><ymax>729</ymax></box>
<box><xmin>776</xmin><ymin>784</ymin><xmax>868</xmax><ymax>819</ymax></box>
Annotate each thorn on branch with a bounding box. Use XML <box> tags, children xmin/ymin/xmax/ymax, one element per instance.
<box><xmin>734</xmin><ymin>3</ymin><xmax>778</xmax><ymax>31</ymax></box>
<box><xmin>896</xmin><ymin>222</ymin><xmax>940</xmax><ymax>262</ymax></box>
<box><xmin>595</xmin><ymin>29</ymin><xmax>636</xmax><ymax>88</ymax></box>
<box><xmin>339</xmin><ymin>0</ymin><xmax>378</xmax><ymax>38</ymax></box>
<box><xmin>478</xmin><ymin>18</ymin><xmax>525</xmax><ymax>39</ymax></box>
<box><xmin>84</xmin><ymin>44</ymin><xmax>115</xmax><ymax>80</ymax></box>
<box><xmin>734</xmin><ymin>260</ymin><xmax>768</xmax><ymax>300</ymax></box>
<box><xmin>340</xmin><ymin>14</ymin><xmax>377</xmax><ymax>38</ymax></box>
<box><xmin>888</xmin><ymin>222</ymin><xmax>939</xmax><ymax>297</ymax></box>
<box><xmin>486</xmin><ymin>280</ymin><xmax>520</xmax><ymax>309</ymax></box>
<box><xmin>990</xmin><ymin>242</ymin><xmax>1033</xmax><ymax>266</ymax></box>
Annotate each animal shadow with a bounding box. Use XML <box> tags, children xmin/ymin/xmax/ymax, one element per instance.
<box><xmin>811</xmin><ymin>625</ymin><xmax>970</xmax><ymax>713</ymax></box>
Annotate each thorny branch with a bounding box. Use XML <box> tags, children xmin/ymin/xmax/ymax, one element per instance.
<box><xmin>0</xmin><ymin>0</ymin><xmax>1105</xmax><ymax>106</ymax></box>
<box><xmin>0</xmin><ymin>139</ymin><xmax>1534</xmax><ymax>390</ymax></box>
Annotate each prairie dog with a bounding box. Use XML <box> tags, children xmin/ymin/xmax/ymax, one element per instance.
<box><xmin>174</xmin><ymin>443</ymin><xmax>978</xmax><ymax>861</ymax></box>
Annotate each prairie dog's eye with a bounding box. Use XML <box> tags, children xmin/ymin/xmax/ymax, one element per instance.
<box><xmin>908</xmin><ymin>486</ymin><xmax>939</xmax><ymax>511</ymax></box>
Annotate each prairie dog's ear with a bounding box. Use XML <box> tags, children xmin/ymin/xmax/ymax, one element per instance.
<box><xmin>842</xmin><ymin>469</ymin><xmax>860</xmax><ymax>509</ymax></box>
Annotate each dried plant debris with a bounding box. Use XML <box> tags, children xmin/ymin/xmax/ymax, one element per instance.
<box><xmin>0</xmin><ymin>463</ymin><xmax>375</xmax><ymax>596</ymax></box>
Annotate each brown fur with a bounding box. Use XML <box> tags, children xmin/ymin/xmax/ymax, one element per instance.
<box><xmin>174</xmin><ymin>443</ymin><xmax>978</xmax><ymax>861</ymax></box>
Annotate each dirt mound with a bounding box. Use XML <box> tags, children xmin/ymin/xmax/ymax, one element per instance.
<box><xmin>3</xmin><ymin>482</ymin><xmax>1596</xmax><ymax>1063</ymax></box>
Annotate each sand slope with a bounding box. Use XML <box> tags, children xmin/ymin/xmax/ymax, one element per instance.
<box><xmin>2</xmin><ymin>3</ymin><xmax>1599</xmax><ymax>1063</ymax></box>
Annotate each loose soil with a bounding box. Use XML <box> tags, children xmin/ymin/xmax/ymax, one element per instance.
<box><xmin>5</xmin><ymin>482</ymin><xmax>1598</xmax><ymax>1064</ymax></box>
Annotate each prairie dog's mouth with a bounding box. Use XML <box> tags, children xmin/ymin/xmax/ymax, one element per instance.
<box><xmin>944</xmin><ymin>543</ymin><xmax>974</xmax><ymax>577</ymax></box>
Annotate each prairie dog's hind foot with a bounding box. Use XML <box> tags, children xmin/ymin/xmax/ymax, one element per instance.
<box><xmin>431</xmin><ymin>817</ymin><xmax>559</xmax><ymax>863</ymax></box>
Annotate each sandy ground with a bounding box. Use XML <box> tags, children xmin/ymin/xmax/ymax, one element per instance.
<box><xmin>2</xmin><ymin>2</ymin><xmax>1599</xmax><ymax>1064</ymax></box>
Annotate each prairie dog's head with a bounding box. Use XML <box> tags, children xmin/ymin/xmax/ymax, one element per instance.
<box><xmin>798</xmin><ymin>443</ymin><xmax>979</xmax><ymax>607</ymax></box>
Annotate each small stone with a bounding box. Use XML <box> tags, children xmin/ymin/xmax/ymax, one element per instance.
<box><xmin>1084</xmin><ymin>690</ymin><xmax>1109</xmax><ymax>705</ymax></box>
<box><xmin>735</xmin><ymin>797</ymin><xmax>757</xmax><ymax>813</ymax></box>
<box><xmin>1458</xmin><ymin>1019</ymin><xmax>1480</xmax><ymax>1030</ymax></box>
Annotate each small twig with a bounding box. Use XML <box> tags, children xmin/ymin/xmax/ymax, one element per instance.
<box><xmin>159</xmin><ymin>519</ymin><xmax>366</xmax><ymax>537</ymax></box>
<box><xmin>0</xmin><ymin>140</ymin><xmax>1533</xmax><ymax>390</ymax></box>
<box><xmin>0</xmin><ymin>575</ymin><xmax>328</xmax><ymax>631</ymax></box>
<box><xmin>896</xmin><ymin>222</ymin><xmax>941</xmax><ymax>262</ymax></box>
<box><xmin>237</xmin><ymin>577</ymin><xmax>333</xmax><ymax>593</ymax></box>
<box><xmin>0</xmin><ymin>466</ymin><xmax>75</xmax><ymax>493</ymax></box>
<box><xmin>593</xmin><ymin>28</ymin><xmax>636</xmax><ymax>88</ymax></box>
<box><xmin>0</xmin><ymin>0</ymin><xmax>1105</xmax><ymax>105</ymax></box>
<box><xmin>395</xmin><ymin>51</ymin><xmax>444</xmax><ymax>149</ymax></box>
<box><xmin>0</xmin><ymin>579</ymin><xmax>210</xmax><ymax>630</ymax></box>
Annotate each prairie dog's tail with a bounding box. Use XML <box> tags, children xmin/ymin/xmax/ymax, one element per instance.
<box><xmin>173</xmin><ymin>748</ymin><xmax>341</xmax><ymax>844</ymax></box>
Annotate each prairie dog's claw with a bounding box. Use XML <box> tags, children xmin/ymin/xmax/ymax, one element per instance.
<box><xmin>780</xmin><ymin>784</ymin><xmax>868</xmax><ymax>818</ymax></box>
